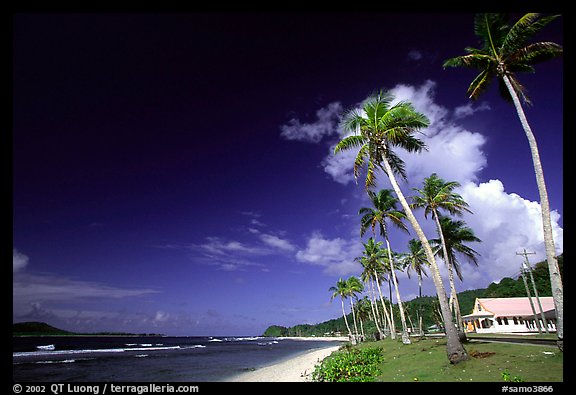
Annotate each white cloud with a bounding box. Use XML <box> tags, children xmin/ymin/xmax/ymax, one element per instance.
<box><xmin>295</xmin><ymin>232</ymin><xmax>362</xmax><ymax>276</ymax></box>
<box><xmin>458</xmin><ymin>179</ymin><xmax>563</xmax><ymax>284</ymax></box>
<box><xmin>454</xmin><ymin>102</ymin><xmax>491</xmax><ymax>119</ymax></box>
<box><xmin>403</xmin><ymin>124</ymin><xmax>487</xmax><ymax>185</ymax></box>
<box><xmin>154</xmin><ymin>311</ymin><xmax>170</xmax><ymax>323</ymax></box>
<box><xmin>280</xmin><ymin>102</ymin><xmax>343</xmax><ymax>143</ymax></box>
<box><xmin>13</xmin><ymin>248</ymin><xmax>29</xmax><ymax>272</ymax></box>
<box><xmin>259</xmin><ymin>234</ymin><xmax>296</xmax><ymax>252</ymax></box>
<box><xmin>13</xmin><ymin>272</ymin><xmax>159</xmax><ymax>319</ymax></box>
<box><xmin>390</xmin><ymin>80</ymin><xmax>448</xmax><ymax>128</ymax></box>
<box><xmin>322</xmin><ymin>140</ymin><xmax>360</xmax><ymax>185</ymax></box>
<box><xmin>407</xmin><ymin>50</ymin><xmax>423</xmax><ymax>61</ymax></box>
<box><xmin>201</xmin><ymin>237</ymin><xmax>269</xmax><ymax>256</ymax></box>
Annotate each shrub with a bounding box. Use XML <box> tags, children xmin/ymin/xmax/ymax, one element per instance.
<box><xmin>312</xmin><ymin>347</ymin><xmax>384</xmax><ymax>382</ymax></box>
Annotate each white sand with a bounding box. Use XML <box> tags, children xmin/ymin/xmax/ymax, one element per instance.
<box><xmin>226</xmin><ymin>345</ymin><xmax>342</xmax><ymax>382</ymax></box>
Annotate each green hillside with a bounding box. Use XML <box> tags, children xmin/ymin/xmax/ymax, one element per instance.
<box><xmin>13</xmin><ymin>321</ymin><xmax>72</xmax><ymax>336</ymax></box>
<box><xmin>13</xmin><ymin>321</ymin><xmax>164</xmax><ymax>337</ymax></box>
<box><xmin>264</xmin><ymin>254</ymin><xmax>562</xmax><ymax>337</ymax></box>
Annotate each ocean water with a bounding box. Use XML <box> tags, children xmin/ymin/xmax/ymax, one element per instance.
<box><xmin>13</xmin><ymin>336</ymin><xmax>344</xmax><ymax>382</ymax></box>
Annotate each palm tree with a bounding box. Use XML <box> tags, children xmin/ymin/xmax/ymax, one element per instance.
<box><xmin>431</xmin><ymin>216</ymin><xmax>481</xmax><ymax>332</ymax></box>
<box><xmin>381</xmin><ymin>247</ymin><xmax>411</xmax><ymax>344</ymax></box>
<box><xmin>402</xmin><ymin>238</ymin><xmax>429</xmax><ymax>335</ymax></box>
<box><xmin>355</xmin><ymin>297</ymin><xmax>373</xmax><ymax>340</ymax></box>
<box><xmin>335</xmin><ymin>90</ymin><xmax>469</xmax><ymax>363</ymax></box>
<box><xmin>357</xmin><ymin>237</ymin><xmax>394</xmax><ymax>339</ymax></box>
<box><xmin>329</xmin><ymin>278</ymin><xmax>353</xmax><ymax>342</ymax></box>
<box><xmin>411</xmin><ymin>173</ymin><xmax>471</xmax><ymax>334</ymax></box>
<box><xmin>443</xmin><ymin>13</ymin><xmax>563</xmax><ymax>350</ymax></box>
<box><xmin>359</xmin><ymin>189</ymin><xmax>411</xmax><ymax>344</ymax></box>
<box><xmin>346</xmin><ymin>276</ymin><xmax>365</xmax><ymax>343</ymax></box>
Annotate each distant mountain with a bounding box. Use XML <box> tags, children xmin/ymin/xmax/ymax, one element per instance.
<box><xmin>12</xmin><ymin>322</ymin><xmax>164</xmax><ymax>337</ymax></box>
<box><xmin>13</xmin><ymin>321</ymin><xmax>72</xmax><ymax>336</ymax></box>
<box><xmin>263</xmin><ymin>254</ymin><xmax>563</xmax><ymax>337</ymax></box>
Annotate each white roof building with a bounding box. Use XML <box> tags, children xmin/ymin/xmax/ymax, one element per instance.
<box><xmin>462</xmin><ymin>297</ymin><xmax>556</xmax><ymax>334</ymax></box>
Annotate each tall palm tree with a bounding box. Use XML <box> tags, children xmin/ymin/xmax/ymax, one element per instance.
<box><xmin>431</xmin><ymin>216</ymin><xmax>481</xmax><ymax>332</ymax></box>
<box><xmin>380</xmin><ymin>246</ymin><xmax>411</xmax><ymax>344</ymax></box>
<box><xmin>357</xmin><ymin>237</ymin><xmax>394</xmax><ymax>339</ymax></box>
<box><xmin>443</xmin><ymin>13</ymin><xmax>563</xmax><ymax>350</ymax></box>
<box><xmin>329</xmin><ymin>278</ymin><xmax>353</xmax><ymax>342</ymax></box>
<box><xmin>346</xmin><ymin>276</ymin><xmax>365</xmax><ymax>343</ymax></box>
<box><xmin>359</xmin><ymin>189</ymin><xmax>411</xmax><ymax>344</ymax></box>
<box><xmin>359</xmin><ymin>271</ymin><xmax>385</xmax><ymax>339</ymax></box>
<box><xmin>355</xmin><ymin>297</ymin><xmax>373</xmax><ymax>340</ymax></box>
<box><xmin>335</xmin><ymin>90</ymin><xmax>469</xmax><ymax>363</ymax></box>
<box><xmin>402</xmin><ymin>238</ymin><xmax>429</xmax><ymax>335</ymax></box>
<box><xmin>411</xmin><ymin>173</ymin><xmax>471</xmax><ymax>333</ymax></box>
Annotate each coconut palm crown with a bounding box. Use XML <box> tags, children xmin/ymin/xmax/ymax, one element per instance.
<box><xmin>334</xmin><ymin>90</ymin><xmax>429</xmax><ymax>190</ymax></box>
<box><xmin>443</xmin><ymin>13</ymin><xmax>562</xmax><ymax>105</ymax></box>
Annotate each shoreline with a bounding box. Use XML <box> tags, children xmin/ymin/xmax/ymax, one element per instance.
<box><xmin>225</xmin><ymin>344</ymin><xmax>343</xmax><ymax>382</ymax></box>
<box><xmin>275</xmin><ymin>336</ymin><xmax>349</xmax><ymax>342</ymax></box>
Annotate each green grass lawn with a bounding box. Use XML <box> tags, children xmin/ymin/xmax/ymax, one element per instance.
<box><xmin>348</xmin><ymin>337</ymin><xmax>563</xmax><ymax>382</ymax></box>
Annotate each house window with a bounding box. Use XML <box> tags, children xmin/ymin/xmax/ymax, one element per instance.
<box><xmin>497</xmin><ymin>317</ymin><xmax>502</xmax><ymax>325</ymax></box>
<box><xmin>503</xmin><ymin>317</ymin><xmax>509</xmax><ymax>325</ymax></box>
<box><xmin>513</xmin><ymin>317</ymin><xmax>518</xmax><ymax>325</ymax></box>
<box><xmin>477</xmin><ymin>303</ymin><xmax>482</xmax><ymax>311</ymax></box>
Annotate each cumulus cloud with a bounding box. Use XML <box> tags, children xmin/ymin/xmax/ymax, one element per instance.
<box><xmin>458</xmin><ymin>179</ymin><xmax>563</xmax><ymax>283</ymax></box>
<box><xmin>13</xmin><ymin>248</ymin><xmax>29</xmax><ymax>272</ymax></box>
<box><xmin>295</xmin><ymin>232</ymin><xmax>363</xmax><ymax>276</ymax></box>
<box><xmin>322</xmin><ymin>140</ymin><xmax>360</xmax><ymax>185</ymax></box>
<box><xmin>280</xmin><ymin>102</ymin><xmax>343</xmax><ymax>143</ymax></box>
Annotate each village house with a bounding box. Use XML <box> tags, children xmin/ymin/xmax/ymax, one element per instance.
<box><xmin>462</xmin><ymin>297</ymin><xmax>556</xmax><ymax>334</ymax></box>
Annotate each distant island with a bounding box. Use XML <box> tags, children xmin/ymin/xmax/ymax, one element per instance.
<box><xmin>13</xmin><ymin>321</ymin><xmax>164</xmax><ymax>337</ymax></box>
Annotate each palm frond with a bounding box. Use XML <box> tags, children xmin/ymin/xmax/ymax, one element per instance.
<box><xmin>353</xmin><ymin>144</ymin><xmax>369</xmax><ymax>183</ymax></box>
<box><xmin>474</xmin><ymin>13</ymin><xmax>510</xmax><ymax>54</ymax></box>
<box><xmin>499</xmin><ymin>74</ymin><xmax>531</xmax><ymax>105</ymax></box>
<box><xmin>502</xmin><ymin>14</ymin><xmax>561</xmax><ymax>55</ymax></box>
<box><xmin>443</xmin><ymin>52</ymin><xmax>493</xmax><ymax>69</ymax></box>
<box><xmin>334</xmin><ymin>134</ymin><xmax>366</xmax><ymax>154</ymax></box>
<box><xmin>365</xmin><ymin>157</ymin><xmax>378</xmax><ymax>190</ymax></box>
<box><xmin>467</xmin><ymin>68</ymin><xmax>496</xmax><ymax>100</ymax></box>
<box><xmin>381</xmin><ymin>148</ymin><xmax>408</xmax><ymax>181</ymax></box>
<box><xmin>507</xmin><ymin>41</ymin><xmax>563</xmax><ymax>66</ymax></box>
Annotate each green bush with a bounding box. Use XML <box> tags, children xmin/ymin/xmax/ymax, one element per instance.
<box><xmin>312</xmin><ymin>347</ymin><xmax>384</xmax><ymax>382</ymax></box>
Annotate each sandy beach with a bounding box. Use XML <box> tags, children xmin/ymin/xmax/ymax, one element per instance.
<box><xmin>226</xmin><ymin>342</ymin><xmax>345</xmax><ymax>382</ymax></box>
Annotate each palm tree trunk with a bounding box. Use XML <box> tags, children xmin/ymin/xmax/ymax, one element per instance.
<box><xmin>374</xmin><ymin>270</ymin><xmax>395</xmax><ymax>339</ymax></box>
<box><xmin>350</xmin><ymin>298</ymin><xmax>360</xmax><ymax>343</ymax></box>
<box><xmin>368</xmin><ymin>279</ymin><xmax>384</xmax><ymax>339</ymax></box>
<box><xmin>340</xmin><ymin>297</ymin><xmax>353</xmax><ymax>343</ymax></box>
<box><xmin>384</xmin><ymin>236</ymin><xmax>411</xmax><ymax>344</ymax></box>
<box><xmin>380</xmin><ymin>151</ymin><xmax>468</xmax><ymax>363</ymax></box>
<box><xmin>433</xmin><ymin>211</ymin><xmax>465</xmax><ymax>334</ymax></box>
<box><xmin>418</xmin><ymin>274</ymin><xmax>423</xmax><ymax>336</ymax></box>
<box><xmin>502</xmin><ymin>74</ymin><xmax>563</xmax><ymax>350</ymax></box>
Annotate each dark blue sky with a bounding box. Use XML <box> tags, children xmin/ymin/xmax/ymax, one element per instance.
<box><xmin>12</xmin><ymin>12</ymin><xmax>563</xmax><ymax>335</ymax></box>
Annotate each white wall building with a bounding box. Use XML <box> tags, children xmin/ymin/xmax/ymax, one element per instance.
<box><xmin>462</xmin><ymin>297</ymin><xmax>556</xmax><ymax>334</ymax></box>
